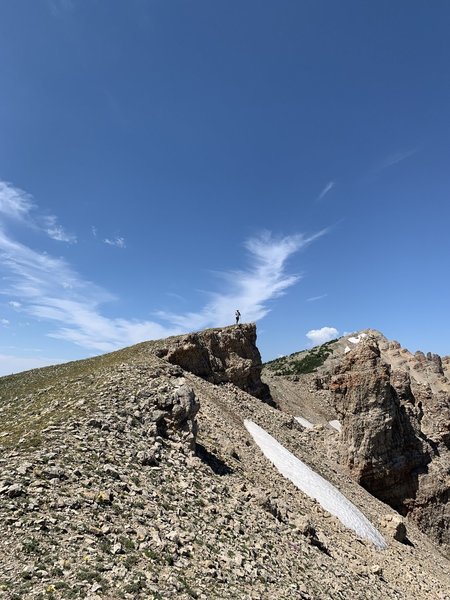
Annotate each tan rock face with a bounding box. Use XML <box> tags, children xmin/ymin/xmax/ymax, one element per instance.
<box><xmin>329</xmin><ymin>341</ymin><xmax>430</xmax><ymax>508</ymax></box>
<box><xmin>328</xmin><ymin>335</ymin><xmax>450</xmax><ymax>553</ymax></box>
<box><xmin>154</xmin><ymin>323</ymin><xmax>273</xmax><ymax>404</ymax></box>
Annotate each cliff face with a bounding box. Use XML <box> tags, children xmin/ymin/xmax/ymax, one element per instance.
<box><xmin>328</xmin><ymin>334</ymin><xmax>450</xmax><ymax>552</ymax></box>
<box><xmin>153</xmin><ymin>323</ymin><xmax>274</xmax><ymax>404</ymax></box>
<box><xmin>329</xmin><ymin>341</ymin><xmax>429</xmax><ymax>505</ymax></box>
<box><xmin>264</xmin><ymin>330</ymin><xmax>450</xmax><ymax>554</ymax></box>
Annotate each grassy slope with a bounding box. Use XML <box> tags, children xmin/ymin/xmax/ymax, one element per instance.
<box><xmin>0</xmin><ymin>340</ymin><xmax>158</xmax><ymax>451</ymax></box>
<box><xmin>0</xmin><ymin>325</ymin><xmax>236</xmax><ymax>451</ymax></box>
<box><xmin>264</xmin><ymin>339</ymin><xmax>338</xmax><ymax>376</ymax></box>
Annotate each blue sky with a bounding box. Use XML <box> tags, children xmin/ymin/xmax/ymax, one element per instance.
<box><xmin>1</xmin><ymin>1</ymin><xmax>450</xmax><ymax>375</ymax></box>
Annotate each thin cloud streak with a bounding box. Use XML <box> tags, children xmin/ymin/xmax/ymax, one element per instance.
<box><xmin>0</xmin><ymin>180</ymin><xmax>326</xmax><ymax>356</ymax></box>
<box><xmin>0</xmin><ymin>180</ymin><xmax>34</xmax><ymax>221</ymax></box>
<box><xmin>317</xmin><ymin>181</ymin><xmax>335</xmax><ymax>201</ymax></box>
<box><xmin>378</xmin><ymin>148</ymin><xmax>418</xmax><ymax>171</ymax></box>
<box><xmin>0</xmin><ymin>228</ymin><xmax>177</xmax><ymax>352</ymax></box>
<box><xmin>306</xmin><ymin>294</ymin><xmax>327</xmax><ymax>302</ymax></box>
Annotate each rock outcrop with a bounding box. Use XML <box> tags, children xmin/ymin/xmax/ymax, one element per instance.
<box><xmin>329</xmin><ymin>339</ymin><xmax>431</xmax><ymax>508</ymax></box>
<box><xmin>328</xmin><ymin>334</ymin><xmax>450</xmax><ymax>552</ymax></box>
<box><xmin>264</xmin><ymin>330</ymin><xmax>450</xmax><ymax>555</ymax></box>
<box><xmin>154</xmin><ymin>323</ymin><xmax>274</xmax><ymax>404</ymax></box>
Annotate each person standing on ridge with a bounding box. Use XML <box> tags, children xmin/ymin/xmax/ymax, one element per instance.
<box><xmin>235</xmin><ymin>309</ymin><xmax>241</xmax><ymax>325</ymax></box>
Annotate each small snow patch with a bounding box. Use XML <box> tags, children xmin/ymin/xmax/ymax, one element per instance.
<box><xmin>344</xmin><ymin>346</ymin><xmax>351</xmax><ymax>354</ymax></box>
<box><xmin>295</xmin><ymin>416</ymin><xmax>314</xmax><ymax>429</ymax></box>
<box><xmin>348</xmin><ymin>333</ymin><xmax>368</xmax><ymax>345</ymax></box>
<box><xmin>244</xmin><ymin>420</ymin><xmax>386</xmax><ymax>549</ymax></box>
<box><xmin>329</xmin><ymin>420</ymin><xmax>342</xmax><ymax>432</ymax></box>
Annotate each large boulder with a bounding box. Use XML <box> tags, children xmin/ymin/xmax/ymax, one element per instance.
<box><xmin>154</xmin><ymin>324</ymin><xmax>274</xmax><ymax>405</ymax></box>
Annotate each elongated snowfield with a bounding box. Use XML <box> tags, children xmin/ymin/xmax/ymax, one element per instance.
<box><xmin>244</xmin><ymin>420</ymin><xmax>386</xmax><ymax>549</ymax></box>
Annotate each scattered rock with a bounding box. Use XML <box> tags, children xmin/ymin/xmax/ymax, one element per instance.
<box><xmin>380</xmin><ymin>514</ymin><xmax>408</xmax><ymax>543</ymax></box>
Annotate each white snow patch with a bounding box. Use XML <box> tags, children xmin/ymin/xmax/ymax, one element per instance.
<box><xmin>344</xmin><ymin>346</ymin><xmax>351</xmax><ymax>353</ymax></box>
<box><xmin>244</xmin><ymin>420</ymin><xmax>386</xmax><ymax>549</ymax></box>
<box><xmin>295</xmin><ymin>416</ymin><xmax>314</xmax><ymax>429</ymax></box>
<box><xmin>329</xmin><ymin>420</ymin><xmax>342</xmax><ymax>432</ymax></box>
<box><xmin>348</xmin><ymin>333</ymin><xmax>368</xmax><ymax>345</ymax></box>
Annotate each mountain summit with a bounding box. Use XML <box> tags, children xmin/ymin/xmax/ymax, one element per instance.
<box><xmin>0</xmin><ymin>325</ymin><xmax>449</xmax><ymax>599</ymax></box>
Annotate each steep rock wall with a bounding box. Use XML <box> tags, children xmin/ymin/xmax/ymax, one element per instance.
<box><xmin>327</xmin><ymin>335</ymin><xmax>450</xmax><ymax>552</ymax></box>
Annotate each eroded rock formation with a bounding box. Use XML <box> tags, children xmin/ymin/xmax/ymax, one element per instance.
<box><xmin>154</xmin><ymin>323</ymin><xmax>274</xmax><ymax>404</ymax></box>
<box><xmin>328</xmin><ymin>334</ymin><xmax>450</xmax><ymax>552</ymax></box>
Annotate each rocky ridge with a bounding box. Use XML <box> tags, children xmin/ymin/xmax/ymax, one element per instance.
<box><xmin>264</xmin><ymin>329</ymin><xmax>450</xmax><ymax>555</ymax></box>
<box><xmin>0</xmin><ymin>325</ymin><xmax>449</xmax><ymax>599</ymax></box>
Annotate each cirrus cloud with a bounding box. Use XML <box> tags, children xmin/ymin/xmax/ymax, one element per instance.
<box><xmin>0</xmin><ymin>179</ymin><xmax>328</xmax><ymax>367</ymax></box>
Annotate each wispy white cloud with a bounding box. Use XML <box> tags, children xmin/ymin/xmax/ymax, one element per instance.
<box><xmin>157</xmin><ymin>230</ymin><xmax>327</xmax><ymax>330</ymax></box>
<box><xmin>0</xmin><ymin>180</ymin><xmax>76</xmax><ymax>243</ymax></box>
<box><xmin>0</xmin><ymin>180</ymin><xmax>326</xmax><ymax>358</ymax></box>
<box><xmin>0</xmin><ymin>226</ymin><xmax>174</xmax><ymax>353</ymax></box>
<box><xmin>317</xmin><ymin>181</ymin><xmax>335</xmax><ymax>201</ymax></box>
<box><xmin>306</xmin><ymin>326</ymin><xmax>339</xmax><ymax>345</ymax></box>
<box><xmin>1</xmin><ymin>319</ymin><xmax>9</xmax><ymax>326</ymax></box>
<box><xmin>378</xmin><ymin>148</ymin><xmax>418</xmax><ymax>171</ymax></box>
<box><xmin>42</xmin><ymin>215</ymin><xmax>77</xmax><ymax>243</ymax></box>
<box><xmin>0</xmin><ymin>180</ymin><xmax>34</xmax><ymax>221</ymax></box>
<box><xmin>306</xmin><ymin>294</ymin><xmax>327</xmax><ymax>302</ymax></box>
<box><xmin>104</xmin><ymin>236</ymin><xmax>126</xmax><ymax>249</ymax></box>
<box><xmin>91</xmin><ymin>226</ymin><xmax>98</xmax><ymax>238</ymax></box>
<box><xmin>166</xmin><ymin>292</ymin><xmax>186</xmax><ymax>302</ymax></box>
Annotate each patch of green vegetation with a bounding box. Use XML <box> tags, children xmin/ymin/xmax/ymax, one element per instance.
<box><xmin>123</xmin><ymin>554</ymin><xmax>139</xmax><ymax>570</ymax></box>
<box><xmin>144</xmin><ymin>548</ymin><xmax>160</xmax><ymax>561</ymax></box>
<box><xmin>22</xmin><ymin>538</ymin><xmax>41</xmax><ymax>555</ymax></box>
<box><xmin>265</xmin><ymin>339</ymin><xmax>338</xmax><ymax>376</ymax></box>
<box><xmin>99</xmin><ymin>539</ymin><xmax>112</xmax><ymax>554</ymax></box>
<box><xmin>75</xmin><ymin>569</ymin><xmax>104</xmax><ymax>584</ymax></box>
<box><xmin>119</xmin><ymin>536</ymin><xmax>135</xmax><ymax>550</ymax></box>
<box><xmin>123</xmin><ymin>576</ymin><xmax>147</xmax><ymax>595</ymax></box>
